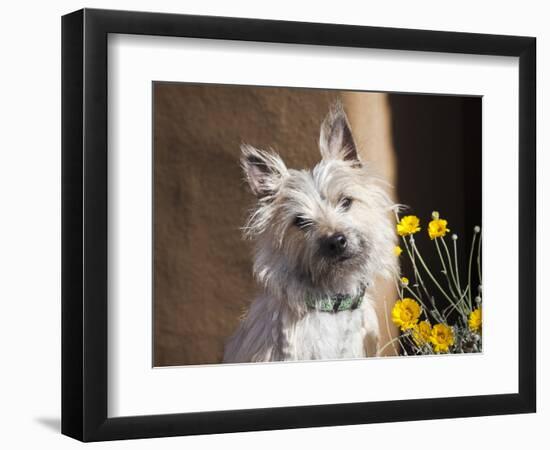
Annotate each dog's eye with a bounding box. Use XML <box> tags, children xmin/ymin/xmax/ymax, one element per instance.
<box><xmin>340</xmin><ymin>197</ymin><xmax>353</xmax><ymax>211</ymax></box>
<box><xmin>294</xmin><ymin>216</ymin><xmax>311</xmax><ymax>230</ymax></box>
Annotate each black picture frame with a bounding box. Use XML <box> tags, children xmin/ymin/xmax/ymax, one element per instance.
<box><xmin>61</xmin><ymin>8</ymin><xmax>536</xmax><ymax>442</ymax></box>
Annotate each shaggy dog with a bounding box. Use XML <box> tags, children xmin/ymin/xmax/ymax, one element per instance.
<box><xmin>223</xmin><ymin>103</ymin><xmax>397</xmax><ymax>363</ymax></box>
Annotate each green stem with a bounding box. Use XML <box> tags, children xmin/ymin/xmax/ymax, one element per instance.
<box><xmin>440</xmin><ymin>237</ymin><xmax>462</xmax><ymax>297</ymax></box>
<box><xmin>434</xmin><ymin>238</ymin><xmax>460</xmax><ymax>299</ymax></box>
<box><xmin>452</xmin><ymin>238</ymin><xmax>462</xmax><ymax>294</ymax></box>
<box><xmin>402</xmin><ymin>236</ymin><xmax>431</xmax><ymax>301</ymax></box>
<box><xmin>444</xmin><ymin>288</ymin><xmax>469</xmax><ymax>323</ymax></box>
<box><xmin>410</xmin><ymin>238</ymin><xmax>467</xmax><ymax>321</ymax></box>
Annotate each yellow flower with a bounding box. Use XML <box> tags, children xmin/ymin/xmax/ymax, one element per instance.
<box><xmin>412</xmin><ymin>320</ymin><xmax>432</xmax><ymax>346</ymax></box>
<box><xmin>391</xmin><ymin>298</ymin><xmax>422</xmax><ymax>331</ymax></box>
<box><xmin>400</xmin><ymin>277</ymin><xmax>409</xmax><ymax>286</ymax></box>
<box><xmin>428</xmin><ymin>218</ymin><xmax>450</xmax><ymax>240</ymax></box>
<box><xmin>430</xmin><ymin>323</ymin><xmax>455</xmax><ymax>353</ymax></box>
<box><xmin>396</xmin><ymin>215</ymin><xmax>421</xmax><ymax>236</ymax></box>
<box><xmin>469</xmin><ymin>307</ymin><xmax>482</xmax><ymax>333</ymax></box>
<box><xmin>393</xmin><ymin>246</ymin><xmax>403</xmax><ymax>256</ymax></box>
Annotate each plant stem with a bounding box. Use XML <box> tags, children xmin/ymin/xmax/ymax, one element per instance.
<box><xmin>410</xmin><ymin>238</ymin><xmax>467</xmax><ymax>321</ymax></box>
<box><xmin>382</xmin><ymin>299</ymin><xmax>401</xmax><ymax>356</ymax></box>
<box><xmin>402</xmin><ymin>236</ymin><xmax>431</xmax><ymax>301</ymax></box>
<box><xmin>377</xmin><ymin>334</ymin><xmax>407</xmax><ymax>356</ymax></box>
<box><xmin>440</xmin><ymin>237</ymin><xmax>462</xmax><ymax>297</ymax></box>
<box><xmin>444</xmin><ymin>289</ymin><xmax>469</xmax><ymax>323</ymax></box>
<box><xmin>434</xmin><ymin>238</ymin><xmax>460</xmax><ymax>299</ymax></box>
<box><xmin>477</xmin><ymin>232</ymin><xmax>482</xmax><ymax>285</ymax></box>
<box><xmin>403</xmin><ymin>285</ymin><xmax>444</xmax><ymax>323</ymax></box>
<box><xmin>467</xmin><ymin>231</ymin><xmax>478</xmax><ymax>310</ymax></box>
<box><xmin>402</xmin><ymin>285</ymin><xmax>427</xmax><ymax>310</ymax></box>
<box><xmin>452</xmin><ymin>237</ymin><xmax>462</xmax><ymax>294</ymax></box>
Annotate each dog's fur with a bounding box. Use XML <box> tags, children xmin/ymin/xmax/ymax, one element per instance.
<box><xmin>223</xmin><ymin>103</ymin><xmax>397</xmax><ymax>363</ymax></box>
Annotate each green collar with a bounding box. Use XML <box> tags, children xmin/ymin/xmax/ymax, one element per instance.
<box><xmin>305</xmin><ymin>285</ymin><xmax>366</xmax><ymax>313</ymax></box>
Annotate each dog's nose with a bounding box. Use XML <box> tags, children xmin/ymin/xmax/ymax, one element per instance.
<box><xmin>322</xmin><ymin>233</ymin><xmax>348</xmax><ymax>257</ymax></box>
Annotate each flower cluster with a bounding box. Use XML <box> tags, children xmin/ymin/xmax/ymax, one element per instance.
<box><xmin>382</xmin><ymin>211</ymin><xmax>482</xmax><ymax>356</ymax></box>
<box><xmin>390</xmin><ymin>299</ymin><xmax>455</xmax><ymax>353</ymax></box>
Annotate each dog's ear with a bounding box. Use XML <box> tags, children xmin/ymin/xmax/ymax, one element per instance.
<box><xmin>319</xmin><ymin>102</ymin><xmax>360</xmax><ymax>164</ymax></box>
<box><xmin>241</xmin><ymin>144</ymin><xmax>288</xmax><ymax>198</ymax></box>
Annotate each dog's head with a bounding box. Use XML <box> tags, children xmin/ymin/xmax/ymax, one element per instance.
<box><xmin>241</xmin><ymin>103</ymin><xmax>397</xmax><ymax>293</ymax></box>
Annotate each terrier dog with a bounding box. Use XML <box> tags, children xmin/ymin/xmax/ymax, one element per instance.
<box><xmin>223</xmin><ymin>103</ymin><xmax>397</xmax><ymax>363</ymax></box>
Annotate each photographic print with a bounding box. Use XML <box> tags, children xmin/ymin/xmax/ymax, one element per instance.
<box><xmin>61</xmin><ymin>10</ymin><xmax>535</xmax><ymax>440</ymax></box>
<box><xmin>153</xmin><ymin>83</ymin><xmax>482</xmax><ymax>367</ymax></box>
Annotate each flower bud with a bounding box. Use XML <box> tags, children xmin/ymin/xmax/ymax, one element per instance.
<box><xmin>474</xmin><ymin>225</ymin><xmax>481</xmax><ymax>233</ymax></box>
<box><xmin>452</xmin><ymin>234</ymin><xmax>458</xmax><ymax>241</ymax></box>
<box><xmin>431</xmin><ymin>211</ymin><xmax>440</xmax><ymax>220</ymax></box>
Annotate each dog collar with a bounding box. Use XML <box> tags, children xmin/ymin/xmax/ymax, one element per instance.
<box><xmin>305</xmin><ymin>284</ymin><xmax>366</xmax><ymax>313</ymax></box>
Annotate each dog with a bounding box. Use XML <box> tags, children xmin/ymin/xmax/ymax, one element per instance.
<box><xmin>223</xmin><ymin>103</ymin><xmax>397</xmax><ymax>363</ymax></box>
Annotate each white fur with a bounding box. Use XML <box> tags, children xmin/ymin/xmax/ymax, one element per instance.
<box><xmin>224</xmin><ymin>103</ymin><xmax>397</xmax><ymax>363</ymax></box>
<box><xmin>224</xmin><ymin>292</ymin><xmax>380</xmax><ymax>362</ymax></box>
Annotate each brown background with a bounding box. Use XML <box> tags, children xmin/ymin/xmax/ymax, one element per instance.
<box><xmin>153</xmin><ymin>83</ymin><xmax>481</xmax><ymax>366</ymax></box>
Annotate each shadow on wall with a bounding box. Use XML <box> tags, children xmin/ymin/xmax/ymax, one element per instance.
<box><xmin>153</xmin><ymin>83</ymin><xmax>481</xmax><ymax>367</ymax></box>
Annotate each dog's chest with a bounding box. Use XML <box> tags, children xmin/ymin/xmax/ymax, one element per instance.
<box><xmin>289</xmin><ymin>309</ymin><xmax>366</xmax><ymax>360</ymax></box>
